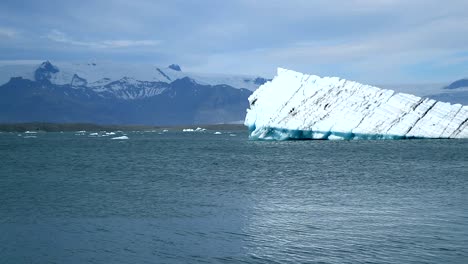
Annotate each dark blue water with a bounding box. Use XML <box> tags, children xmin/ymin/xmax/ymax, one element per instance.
<box><xmin>1</xmin><ymin>131</ymin><xmax>467</xmax><ymax>263</ymax></box>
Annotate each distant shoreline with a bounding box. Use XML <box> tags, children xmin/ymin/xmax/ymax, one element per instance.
<box><xmin>0</xmin><ymin>122</ymin><xmax>247</xmax><ymax>132</ymax></box>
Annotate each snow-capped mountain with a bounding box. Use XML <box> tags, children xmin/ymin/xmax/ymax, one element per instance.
<box><xmin>245</xmin><ymin>68</ymin><xmax>468</xmax><ymax>140</ymax></box>
<box><xmin>0</xmin><ymin>61</ymin><xmax>268</xmax><ymax>97</ymax></box>
<box><xmin>0</xmin><ymin>61</ymin><xmax>264</xmax><ymax>125</ymax></box>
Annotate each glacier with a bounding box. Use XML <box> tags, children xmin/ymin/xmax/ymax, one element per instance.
<box><xmin>0</xmin><ymin>60</ymin><xmax>266</xmax><ymax>93</ymax></box>
<box><xmin>245</xmin><ymin>68</ymin><xmax>468</xmax><ymax>140</ymax></box>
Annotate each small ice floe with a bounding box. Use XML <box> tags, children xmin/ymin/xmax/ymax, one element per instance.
<box><xmin>214</xmin><ymin>131</ymin><xmax>222</xmax><ymax>135</ymax></box>
<box><xmin>111</xmin><ymin>136</ymin><xmax>129</xmax><ymax>140</ymax></box>
<box><xmin>24</xmin><ymin>131</ymin><xmax>37</xmax><ymax>134</ymax></box>
<box><xmin>76</xmin><ymin>130</ymin><xmax>86</xmax><ymax>133</ymax></box>
<box><xmin>229</xmin><ymin>134</ymin><xmax>236</xmax><ymax>137</ymax></box>
<box><xmin>106</xmin><ymin>132</ymin><xmax>116</xmax><ymax>136</ymax></box>
<box><xmin>162</xmin><ymin>129</ymin><xmax>169</xmax><ymax>132</ymax></box>
<box><xmin>89</xmin><ymin>132</ymin><xmax>99</xmax><ymax>136</ymax></box>
<box><xmin>183</xmin><ymin>127</ymin><xmax>206</xmax><ymax>132</ymax></box>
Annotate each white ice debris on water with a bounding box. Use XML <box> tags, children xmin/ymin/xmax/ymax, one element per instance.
<box><xmin>183</xmin><ymin>127</ymin><xmax>206</xmax><ymax>132</ymax></box>
<box><xmin>245</xmin><ymin>68</ymin><xmax>468</xmax><ymax>140</ymax></box>
<box><xmin>214</xmin><ymin>132</ymin><xmax>222</xmax><ymax>135</ymax></box>
<box><xmin>111</xmin><ymin>136</ymin><xmax>129</xmax><ymax>140</ymax></box>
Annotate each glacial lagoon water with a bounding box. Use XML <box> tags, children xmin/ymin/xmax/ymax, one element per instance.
<box><xmin>0</xmin><ymin>131</ymin><xmax>467</xmax><ymax>263</ymax></box>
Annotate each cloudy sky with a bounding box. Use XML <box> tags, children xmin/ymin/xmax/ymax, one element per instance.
<box><xmin>1</xmin><ymin>0</ymin><xmax>467</xmax><ymax>84</ymax></box>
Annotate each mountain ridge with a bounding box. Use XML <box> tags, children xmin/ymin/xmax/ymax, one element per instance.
<box><xmin>0</xmin><ymin>61</ymin><xmax>257</xmax><ymax>125</ymax></box>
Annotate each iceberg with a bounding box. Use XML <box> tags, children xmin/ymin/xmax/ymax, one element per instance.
<box><xmin>182</xmin><ymin>127</ymin><xmax>206</xmax><ymax>132</ymax></box>
<box><xmin>111</xmin><ymin>136</ymin><xmax>129</xmax><ymax>140</ymax></box>
<box><xmin>245</xmin><ymin>68</ymin><xmax>468</xmax><ymax>140</ymax></box>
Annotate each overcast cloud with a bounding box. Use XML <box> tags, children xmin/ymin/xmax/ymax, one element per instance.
<box><xmin>0</xmin><ymin>0</ymin><xmax>467</xmax><ymax>83</ymax></box>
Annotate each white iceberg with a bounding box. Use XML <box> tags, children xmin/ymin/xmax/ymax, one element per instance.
<box><xmin>111</xmin><ymin>136</ymin><xmax>129</xmax><ymax>140</ymax></box>
<box><xmin>214</xmin><ymin>131</ymin><xmax>222</xmax><ymax>135</ymax></box>
<box><xmin>183</xmin><ymin>127</ymin><xmax>206</xmax><ymax>132</ymax></box>
<box><xmin>245</xmin><ymin>68</ymin><xmax>468</xmax><ymax>140</ymax></box>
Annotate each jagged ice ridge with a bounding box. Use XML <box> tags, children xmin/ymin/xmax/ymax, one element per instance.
<box><xmin>245</xmin><ymin>68</ymin><xmax>468</xmax><ymax>140</ymax></box>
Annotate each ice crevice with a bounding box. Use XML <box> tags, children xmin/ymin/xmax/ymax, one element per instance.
<box><xmin>403</xmin><ymin>99</ymin><xmax>437</xmax><ymax>136</ymax></box>
<box><xmin>451</xmin><ymin>118</ymin><xmax>468</xmax><ymax>138</ymax></box>
<box><xmin>245</xmin><ymin>68</ymin><xmax>468</xmax><ymax>140</ymax></box>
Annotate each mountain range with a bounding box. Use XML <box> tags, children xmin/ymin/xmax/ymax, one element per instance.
<box><xmin>0</xmin><ymin>61</ymin><xmax>269</xmax><ymax>125</ymax></box>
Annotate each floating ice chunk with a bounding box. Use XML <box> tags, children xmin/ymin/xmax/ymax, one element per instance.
<box><xmin>229</xmin><ymin>134</ymin><xmax>236</xmax><ymax>136</ymax></box>
<box><xmin>214</xmin><ymin>131</ymin><xmax>222</xmax><ymax>135</ymax></box>
<box><xmin>183</xmin><ymin>127</ymin><xmax>206</xmax><ymax>132</ymax></box>
<box><xmin>111</xmin><ymin>136</ymin><xmax>129</xmax><ymax>140</ymax></box>
<box><xmin>162</xmin><ymin>129</ymin><xmax>169</xmax><ymax>132</ymax></box>
<box><xmin>24</xmin><ymin>131</ymin><xmax>37</xmax><ymax>134</ymax></box>
<box><xmin>106</xmin><ymin>132</ymin><xmax>116</xmax><ymax>135</ymax></box>
<box><xmin>245</xmin><ymin>68</ymin><xmax>468</xmax><ymax>140</ymax></box>
<box><xmin>89</xmin><ymin>132</ymin><xmax>99</xmax><ymax>136</ymax></box>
